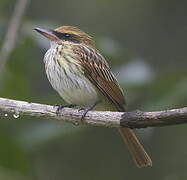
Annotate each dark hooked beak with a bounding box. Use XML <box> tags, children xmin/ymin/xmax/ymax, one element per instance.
<box><xmin>34</xmin><ymin>27</ymin><xmax>59</xmax><ymax>41</ymax></box>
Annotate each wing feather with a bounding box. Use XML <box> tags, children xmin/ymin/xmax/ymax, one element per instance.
<box><xmin>73</xmin><ymin>45</ymin><xmax>126</xmax><ymax>111</ymax></box>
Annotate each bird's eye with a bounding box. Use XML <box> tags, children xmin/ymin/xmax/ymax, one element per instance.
<box><xmin>55</xmin><ymin>32</ymin><xmax>80</xmax><ymax>43</ymax></box>
<box><xmin>64</xmin><ymin>33</ymin><xmax>71</xmax><ymax>38</ymax></box>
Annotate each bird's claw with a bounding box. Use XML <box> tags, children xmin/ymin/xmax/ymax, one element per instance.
<box><xmin>78</xmin><ymin>107</ymin><xmax>90</xmax><ymax>121</ymax></box>
<box><xmin>55</xmin><ymin>104</ymin><xmax>76</xmax><ymax>115</ymax></box>
<box><xmin>78</xmin><ymin>102</ymin><xmax>99</xmax><ymax>121</ymax></box>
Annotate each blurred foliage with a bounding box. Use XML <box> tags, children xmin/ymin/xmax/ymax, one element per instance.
<box><xmin>0</xmin><ymin>0</ymin><xmax>187</xmax><ymax>179</ymax></box>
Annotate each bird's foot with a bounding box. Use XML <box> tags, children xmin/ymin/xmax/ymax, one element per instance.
<box><xmin>78</xmin><ymin>102</ymin><xmax>99</xmax><ymax>120</ymax></box>
<box><xmin>55</xmin><ymin>104</ymin><xmax>76</xmax><ymax>115</ymax></box>
<box><xmin>78</xmin><ymin>107</ymin><xmax>91</xmax><ymax>120</ymax></box>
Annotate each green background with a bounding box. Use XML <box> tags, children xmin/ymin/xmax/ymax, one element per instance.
<box><xmin>0</xmin><ymin>0</ymin><xmax>187</xmax><ymax>179</ymax></box>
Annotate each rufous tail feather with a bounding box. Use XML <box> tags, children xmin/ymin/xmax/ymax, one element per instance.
<box><xmin>118</xmin><ymin>127</ymin><xmax>152</xmax><ymax>167</ymax></box>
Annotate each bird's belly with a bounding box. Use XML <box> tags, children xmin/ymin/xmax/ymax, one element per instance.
<box><xmin>45</xmin><ymin>59</ymin><xmax>99</xmax><ymax>106</ymax></box>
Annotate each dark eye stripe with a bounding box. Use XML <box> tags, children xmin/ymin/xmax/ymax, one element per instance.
<box><xmin>53</xmin><ymin>31</ymin><xmax>80</xmax><ymax>43</ymax></box>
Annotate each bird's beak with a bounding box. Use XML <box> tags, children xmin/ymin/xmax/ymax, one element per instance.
<box><xmin>34</xmin><ymin>27</ymin><xmax>59</xmax><ymax>41</ymax></box>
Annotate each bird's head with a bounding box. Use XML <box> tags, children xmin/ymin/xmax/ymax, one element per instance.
<box><xmin>34</xmin><ymin>25</ymin><xmax>95</xmax><ymax>47</ymax></box>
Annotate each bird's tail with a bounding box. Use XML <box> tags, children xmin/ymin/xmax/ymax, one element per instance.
<box><xmin>118</xmin><ymin>127</ymin><xmax>152</xmax><ymax>167</ymax></box>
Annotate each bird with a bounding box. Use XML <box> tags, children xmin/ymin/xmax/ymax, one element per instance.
<box><xmin>34</xmin><ymin>25</ymin><xmax>152</xmax><ymax>167</ymax></box>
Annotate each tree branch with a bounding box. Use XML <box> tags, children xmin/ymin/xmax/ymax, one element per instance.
<box><xmin>0</xmin><ymin>0</ymin><xmax>29</xmax><ymax>75</ymax></box>
<box><xmin>0</xmin><ymin>97</ymin><xmax>187</xmax><ymax>128</ymax></box>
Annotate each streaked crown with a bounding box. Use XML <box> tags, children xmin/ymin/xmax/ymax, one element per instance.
<box><xmin>34</xmin><ymin>25</ymin><xmax>95</xmax><ymax>47</ymax></box>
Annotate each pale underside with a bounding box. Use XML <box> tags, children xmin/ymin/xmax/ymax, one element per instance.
<box><xmin>42</xmin><ymin>38</ymin><xmax>151</xmax><ymax>167</ymax></box>
<box><xmin>44</xmin><ymin>41</ymin><xmax>125</xmax><ymax>111</ymax></box>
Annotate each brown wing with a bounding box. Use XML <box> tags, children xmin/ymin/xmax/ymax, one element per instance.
<box><xmin>73</xmin><ymin>45</ymin><xmax>152</xmax><ymax>167</ymax></box>
<box><xmin>73</xmin><ymin>45</ymin><xmax>126</xmax><ymax>111</ymax></box>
